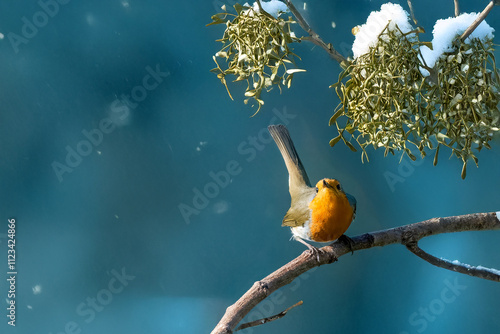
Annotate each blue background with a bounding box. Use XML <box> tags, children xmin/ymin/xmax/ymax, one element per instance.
<box><xmin>0</xmin><ymin>0</ymin><xmax>499</xmax><ymax>333</ymax></box>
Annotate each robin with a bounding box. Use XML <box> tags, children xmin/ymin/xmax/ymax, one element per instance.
<box><xmin>268</xmin><ymin>124</ymin><xmax>357</xmax><ymax>258</ymax></box>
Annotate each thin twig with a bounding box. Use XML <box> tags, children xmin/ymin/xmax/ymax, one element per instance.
<box><xmin>461</xmin><ymin>0</ymin><xmax>495</xmax><ymax>41</ymax></box>
<box><xmin>454</xmin><ymin>0</ymin><xmax>460</xmax><ymax>17</ymax></box>
<box><xmin>407</xmin><ymin>0</ymin><xmax>417</xmax><ymax>25</ymax></box>
<box><xmin>211</xmin><ymin>212</ymin><xmax>500</xmax><ymax>334</ymax></box>
<box><xmin>405</xmin><ymin>242</ymin><xmax>500</xmax><ymax>282</ymax></box>
<box><xmin>255</xmin><ymin>0</ymin><xmax>263</xmax><ymax>12</ymax></box>
<box><xmin>284</xmin><ymin>0</ymin><xmax>348</xmax><ymax>65</ymax></box>
<box><xmin>235</xmin><ymin>301</ymin><xmax>303</xmax><ymax>331</ymax></box>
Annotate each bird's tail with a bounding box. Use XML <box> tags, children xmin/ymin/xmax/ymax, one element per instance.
<box><xmin>268</xmin><ymin>124</ymin><xmax>311</xmax><ymax>188</ymax></box>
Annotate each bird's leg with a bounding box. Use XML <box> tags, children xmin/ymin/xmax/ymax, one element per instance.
<box><xmin>294</xmin><ymin>236</ymin><xmax>321</xmax><ymax>262</ymax></box>
<box><xmin>338</xmin><ymin>234</ymin><xmax>355</xmax><ymax>255</ymax></box>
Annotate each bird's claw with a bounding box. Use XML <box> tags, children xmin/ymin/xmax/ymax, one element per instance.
<box><xmin>294</xmin><ymin>236</ymin><xmax>321</xmax><ymax>262</ymax></box>
<box><xmin>338</xmin><ymin>234</ymin><xmax>355</xmax><ymax>255</ymax></box>
<box><xmin>306</xmin><ymin>244</ymin><xmax>321</xmax><ymax>262</ymax></box>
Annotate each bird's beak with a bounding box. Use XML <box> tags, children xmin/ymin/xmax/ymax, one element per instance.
<box><xmin>322</xmin><ymin>179</ymin><xmax>331</xmax><ymax>188</ymax></box>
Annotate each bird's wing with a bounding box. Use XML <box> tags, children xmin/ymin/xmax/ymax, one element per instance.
<box><xmin>283</xmin><ymin>211</ymin><xmax>307</xmax><ymax>227</ymax></box>
<box><xmin>283</xmin><ymin>187</ymin><xmax>316</xmax><ymax>227</ymax></box>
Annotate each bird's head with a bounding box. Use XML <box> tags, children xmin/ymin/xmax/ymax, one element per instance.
<box><xmin>315</xmin><ymin>178</ymin><xmax>344</xmax><ymax>196</ymax></box>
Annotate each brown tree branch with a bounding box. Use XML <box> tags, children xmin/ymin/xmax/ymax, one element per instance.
<box><xmin>460</xmin><ymin>0</ymin><xmax>496</xmax><ymax>41</ymax></box>
<box><xmin>454</xmin><ymin>0</ymin><xmax>460</xmax><ymax>16</ymax></box>
<box><xmin>284</xmin><ymin>0</ymin><xmax>348</xmax><ymax>66</ymax></box>
<box><xmin>211</xmin><ymin>212</ymin><xmax>500</xmax><ymax>334</ymax></box>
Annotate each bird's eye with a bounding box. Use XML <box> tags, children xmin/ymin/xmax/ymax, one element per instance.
<box><xmin>315</xmin><ymin>187</ymin><xmax>319</xmax><ymax>193</ymax></box>
<box><xmin>336</xmin><ymin>184</ymin><xmax>342</xmax><ymax>190</ymax></box>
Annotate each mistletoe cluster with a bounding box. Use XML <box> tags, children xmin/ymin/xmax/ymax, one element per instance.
<box><xmin>209</xmin><ymin>3</ymin><xmax>303</xmax><ymax>114</ymax></box>
<box><xmin>331</xmin><ymin>24</ymin><xmax>500</xmax><ymax>178</ymax></box>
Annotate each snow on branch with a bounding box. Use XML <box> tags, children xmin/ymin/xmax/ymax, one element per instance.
<box><xmin>406</xmin><ymin>243</ymin><xmax>500</xmax><ymax>282</ymax></box>
<box><xmin>211</xmin><ymin>212</ymin><xmax>500</xmax><ymax>334</ymax></box>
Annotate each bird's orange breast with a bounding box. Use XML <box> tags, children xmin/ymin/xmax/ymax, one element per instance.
<box><xmin>308</xmin><ymin>191</ymin><xmax>354</xmax><ymax>242</ymax></box>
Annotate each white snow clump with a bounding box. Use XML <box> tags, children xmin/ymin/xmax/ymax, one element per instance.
<box><xmin>419</xmin><ymin>12</ymin><xmax>495</xmax><ymax>76</ymax></box>
<box><xmin>352</xmin><ymin>3</ymin><xmax>413</xmax><ymax>59</ymax></box>
<box><xmin>247</xmin><ymin>0</ymin><xmax>289</xmax><ymax>18</ymax></box>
